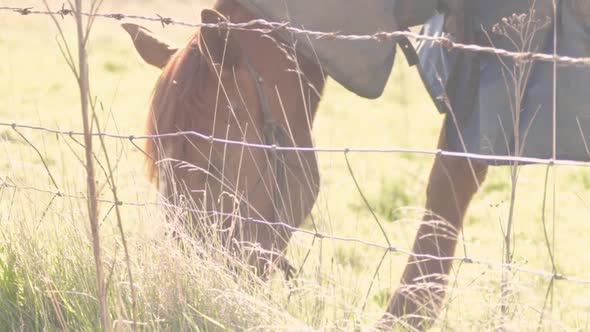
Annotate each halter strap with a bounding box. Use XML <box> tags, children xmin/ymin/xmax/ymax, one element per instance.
<box><xmin>244</xmin><ymin>58</ymin><xmax>289</xmax><ymax>226</ymax></box>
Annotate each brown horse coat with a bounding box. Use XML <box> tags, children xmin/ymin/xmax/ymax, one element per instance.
<box><xmin>124</xmin><ymin>0</ymin><xmax>325</xmax><ymax>273</ymax></box>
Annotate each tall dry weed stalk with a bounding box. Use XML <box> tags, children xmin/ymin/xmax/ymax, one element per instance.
<box><xmin>487</xmin><ymin>4</ymin><xmax>552</xmax><ymax>328</ymax></box>
<box><xmin>42</xmin><ymin>1</ymin><xmax>111</xmax><ymax>330</ymax></box>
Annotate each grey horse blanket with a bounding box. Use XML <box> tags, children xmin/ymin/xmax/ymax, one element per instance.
<box><xmin>237</xmin><ymin>0</ymin><xmax>438</xmax><ymax>99</ymax></box>
<box><xmin>238</xmin><ymin>0</ymin><xmax>590</xmax><ymax>162</ymax></box>
<box><xmin>419</xmin><ymin>0</ymin><xmax>590</xmax><ymax>162</ymax></box>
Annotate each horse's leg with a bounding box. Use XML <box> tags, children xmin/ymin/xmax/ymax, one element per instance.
<box><xmin>383</xmin><ymin>127</ymin><xmax>488</xmax><ymax>329</ymax></box>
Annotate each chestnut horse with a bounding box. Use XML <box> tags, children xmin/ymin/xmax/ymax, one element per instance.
<box><xmin>123</xmin><ymin>1</ymin><xmax>324</xmax><ymax>274</ymax></box>
<box><xmin>124</xmin><ymin>0</ymin><xmax>488</xmax><ymax>329</ymax></box>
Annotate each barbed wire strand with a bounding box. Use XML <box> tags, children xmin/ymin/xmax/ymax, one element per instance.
<box><xmin>3</xmin><ymin>121</ymin><xmax>590</xmax><ymax>167</ymax></box>
<box><xmin>2</xmin><ymin>180</ymin><xmax>590</xmax><ymax>286</ymax></box>
<box><xmin>1</xmin><ymin>6</ymin><xmax>590</xmax><ymax>67</ymax></box>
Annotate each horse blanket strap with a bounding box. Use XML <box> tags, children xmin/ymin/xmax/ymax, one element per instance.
<box><xmin>397</xmin><ymin>34</ymin><xmax>419</xmax><ymax>67</ymax></box>
<box><xmin>418</xmin><ymin>0</ymin><xmax>590</xmax><ymax>163</ymax></box>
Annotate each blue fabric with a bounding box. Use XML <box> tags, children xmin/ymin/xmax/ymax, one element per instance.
<box><xmin>417</xmin><ymin>0</ymin><xmax>590</xmax><ymax>162</ymax></box>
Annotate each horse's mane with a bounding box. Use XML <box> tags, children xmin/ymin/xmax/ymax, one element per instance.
<box><xmin>145</xmin><ymin>0</ymin><xmax>305</xmax><ymax>183</ymax></box>
<box><xmin>145</xmin><ymin>33</ymin><xmax>208</xmax><ymax>182</ymax></box>
<box><xmin>144</xmin><ymin>0</ymin><xmax>243</xmax><ymax>182</ymax></box>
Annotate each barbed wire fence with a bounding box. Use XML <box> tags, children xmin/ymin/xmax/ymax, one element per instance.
<box><xmin>2</xmin><ymin>3</ymin><xmax>590</xmax><ymax>330</ymax></box>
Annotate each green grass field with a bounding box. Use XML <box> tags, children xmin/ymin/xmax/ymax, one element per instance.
<box><xmin>2</xmin><ymin>1</ymin><xmax>590</xmax><ymax>330</ymax></box>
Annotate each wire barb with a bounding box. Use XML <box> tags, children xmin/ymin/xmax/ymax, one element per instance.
<box><xmin>57</xmin><ymin>3</ymin><xmax>72</xmax><ymax>18</ymax></box>
<box><xmin>155</xmin><ymin>14</ymin><xmax>172</xmax><ymax>28</ymax></box>
<box><xmin>17</xmin><ymin>7</ymin><xmax>33</xmax><ymax>15</ymax></box>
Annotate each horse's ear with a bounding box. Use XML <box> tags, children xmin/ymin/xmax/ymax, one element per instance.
<box><xmin>199</xmin><ymin>9</ymin><xmax>241</xmax><ymax>70</ymax></box>
<box><xmin>122</xmin><ymin>23</ymin><xmax>178</xmax><ymax>69</ymax></box>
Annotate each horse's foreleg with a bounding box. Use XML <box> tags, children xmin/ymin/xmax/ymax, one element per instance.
<box><xmin>383</xmin><ymin>129</ymin><xmax>488</xmax><ymax>329</ymax></box>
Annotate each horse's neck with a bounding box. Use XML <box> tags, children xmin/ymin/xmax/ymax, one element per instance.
<box><xmin>215</xmin><ymin>0</ymin><xmax>324</xmax><ymax>119</ymax></box>
<box><xmin>214</xmin><ymin>1</ymin><xmax>296</xmax><ymax>73</ymax></box>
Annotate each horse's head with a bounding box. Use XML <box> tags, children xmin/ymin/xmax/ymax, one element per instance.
<box><xmin>123</xmin><ymin>5</ymin><xmax>324</xmax><ymax>272</ymax></box>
